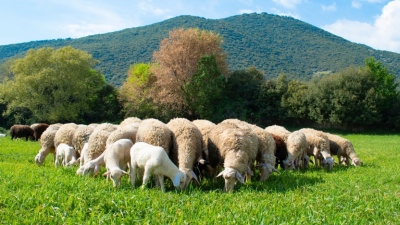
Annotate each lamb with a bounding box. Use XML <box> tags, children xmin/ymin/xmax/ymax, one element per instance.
<box><xmin>283</xmin><ymin>131</ymin><xmax>308</xmax><ymax>170</ymax></box>
<box><xmin>102</xmin><ymin>139</ymin><xmax>134</xmax><ymax>187</ymax></box>
<box><xmin>130</xmin><ymin>142</ymin><xmax>187</xmax><ymax>192</ymax></box>
<box><xmin>325</xmin><ymin>133</ymin><xmax>362</xmax><ymax>166</ymax></box>
<box><xmin>35</xmin><ymin>124</ymin><xmax>62</xmax><ymax>166</ymax></box>
<box><xmin>299</xmin><ymin>128</ymin><xmax>335</xmax><ymax>171</ymax></box>
<box><xmin>55</xmin><ymin>143</ymin><xmax>77</xmax><ymax>167</ymax></box>
<box><xmin>76</xmin><ymin>150</ymin><xmax>106</xmax><ymax>176</ymax></box>
<box><xmin>167</xmin><ymin>118</ymin><xmax>203</xmax><ymax>188</ymax></box>
<box><xmin>78</xmin><ymin>142</ymin><xmax>89</xmax><ymax>167</ymax></box>
<box><xmin>208</xmin><ymin>123</ymin><xmax>252</xmax><ymax>192</ymax></box>
<box><xmin>30</xmin><ymin>123</ymin><xmax>49</xmax><ymax>141</ymax></box>
<box><xmin>10</xmin><ymin>125</ymin><xmax>34</xmax><ymax>141</ymax></box>
<box><xmin>54</xmin><ymin>123</ymin><xmax>79</xmax><ymax>148</ymax></box>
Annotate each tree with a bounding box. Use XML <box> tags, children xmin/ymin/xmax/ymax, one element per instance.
<box><xmin>0</xmin><ymin>46</ymin><xmax>106</xmax><ymax>123</ymax></box>
<box><xmin>150</xmin><ymin>28</ymin><xmax>229</xmax><ymax>116</ymax></box>
<box><xmin>183</xmin><ymin>54</ymin><xmax>226</xmax><ymax>121</ymax></box>
<box><xmin>281</xmin><ymin>79</ymin><xmax>309</xmax><ymax>122</ymax></box>
<box><xmin>119</xmin><ymin>63</ymin><xmax>159</xmax><ymax>119</ymax></box>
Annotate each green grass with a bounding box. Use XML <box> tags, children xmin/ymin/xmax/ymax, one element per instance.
<box><xmin>1</xmin><ymin>134</ymin><xmax>399</xmax><ymax>224</ymax></box>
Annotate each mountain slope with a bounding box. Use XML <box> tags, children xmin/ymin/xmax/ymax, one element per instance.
<box><xmin>1</xmin><ymin>13</ymin><xmax>399</xmax><ymax>86</ymax></box>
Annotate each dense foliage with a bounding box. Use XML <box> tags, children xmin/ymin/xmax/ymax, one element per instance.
<box><xmin>1</xmin><ymin>13</ymin><xmax>400</xmax><ymax>87</ymax></box>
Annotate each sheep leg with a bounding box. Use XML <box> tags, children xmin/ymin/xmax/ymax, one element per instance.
<box><xmin>158</xmin><ymin>175</ymin><xmax>165</xmax><ymax>192</ymax></box>
<box><xmin>130</xmin><ymin>164</ymin><xmax>137</xmax><ymax>188</ymax></box>
<box><xmin>141</xmin><ymin>166</ymin><xmax>153</xmax><ymax>189</ymax></box>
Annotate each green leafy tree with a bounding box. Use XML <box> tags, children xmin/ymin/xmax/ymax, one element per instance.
<box><xmin>119</xmin><ymin>63</ymin><xmax>160</xmax><ymax>119</ymax></box>
<box><xmin>0</xmin><ymin>46</ymin><xmax>106</xmax><ymax>123</ymax></box>
<box><xmin>183</xmin><ymin>54</ymin><xmax>226</xmax><ymax>121</ymax></box>
<box><xmin>281</xmin><ymin>79</ymin><xmax>309</xmax><ymax>122</ymax></box>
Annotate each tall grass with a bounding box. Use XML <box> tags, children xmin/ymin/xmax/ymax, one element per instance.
<box><xmin>0</xmin><ymin>133</ymin><xmax>399</xmax><ymax>224</ymax></box>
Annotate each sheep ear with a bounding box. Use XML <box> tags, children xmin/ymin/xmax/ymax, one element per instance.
<box><xmin>191</xmin><ymin>171</ymin><xmax>200</xmax><ymax>185</ymax></box>
<box><xmin>216</xmin><ymin>171</ymin><xmax>224</xmax><ymax>178</ymax></box>
<box><xmin>173</xmin><ymin>174</ymin><xmax>180</xmax><ymax>187</ymax></box>
<box><xmin>103</xmin><ymin>171</ymin><xmax>110</xmax><ymax>177</ymax></box>
<box><xmin>236</xmin><ymin>171</ymin><xmax>245</xmax><ymax>184</ymax></box>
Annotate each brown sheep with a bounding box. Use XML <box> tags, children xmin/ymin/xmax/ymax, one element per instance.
<box><xmin>30</xmin><ymin>123</ymin><xmax>49</xmax><ymax>141</ymax></box>
<box><xmin>10</xmin><ymin>125</ymin><xmax>34</xmax><ymax>141</ymax></box>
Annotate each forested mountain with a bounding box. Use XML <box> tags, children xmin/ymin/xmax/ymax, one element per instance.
<box><xmin>1</xmin><ymin>13</ymin><xmax>400</xmax><ymax>86</ymax></box>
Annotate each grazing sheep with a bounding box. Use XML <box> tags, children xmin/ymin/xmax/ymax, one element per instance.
<box><xmin>84</xmin><ymin>123</ymin><xmax>118</xmax><ymax>162</ymax></box>
<box><xmin>10</xmin><ymin>125</ymin><xmax>34</xmax><ymax>141</ymax></box>
<box><xmin>54</xmin><ymin>123</ymin><xmax>79</xmax><ymax>148</ymax></box>
<box><xmin>119</xmin><ymin>117</ymin><xmax>141</xmax><ymax>127</ymax></box>
<box><xmin>136</xmin><ymin>118</ymin><xmax>172</xmax><ymax>155</ymax></box>
<box><xmin>55</xmin><ymin>143</ymin><xmax>77</xmax><ymax>167</ymax></box>
<box><xmin>167</xmin><ymin>118</ymin><xmax>202</xmax><ymax>188</ymax></box>
<box><xmin>271</xmin><ymin>134</ymin><xmax>288</xmax><ymax>169</ymax></box>
<box><xmin>72</xmin><ymin>125</ymin><xmax>94</xmax><ymax>155</ymax></box>
<box><xmin>130</xmin><ymin>142</ymin><xmax>187</xmax><ymax>192</ymax></box>
<box><xmin>30</xmin><ymin>123</ymin><xmax>49</xmax><ymax>141</ymax></box>
<box><xmin>192</xmin><ymin>119</ymin><xmax>216</xmax><ymax>178</ymax></box>
<box><xmin>103</xmin><ymin>139</ymin><xmax>134</xmax><ymax>187</ymax></box>
<box><xmin>106</xmin><ymin>125</ymin><xmax>138</xmax><ymax>147</ymax></box>
<box><xmin>220</xmin><ymin>119</ymin><xmax>259</xmax><ymax>181</ymax></box>
<box><xmin>284</xmin><ymin>131</ymin><xmax>308</xmax><ymax>170</ymax></box>
<box><xmin>34</xmin><ymin>124</ymin><xmax>61</xmax><ymax>166</ymax></box>
<box><xmin>77</xmin><ymin>150</ymin><xmax>106</xmax><ymax>176</ymax></box>
<box><xmin>300</xmin><ymin>128</ymin><xmax>335</xmax><ymax>171</ymax></box>
<box><xmin>78</xmin><ymin>142</ymin><xmax>89</xmax><ymax>167</ymax></box>
<box><xmin>326</xmin><ymin>133</ymin><xmax>362</xmax><ymax>166</ymax></box>
<box><xmin>208</xmin><ymin>123</ymin><xmax>252</xmax><ymax>192</ymax></box>
<box><xmin>265</xmin><ymin>125</ymin><xmax>291</xmax><ymax>142</ymax></box>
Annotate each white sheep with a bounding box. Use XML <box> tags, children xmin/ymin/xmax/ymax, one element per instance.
<box><xmin>209</xmin><ymin>123</ymin><xmax>252</xmax><ymax>192</ymax></box>
<box><xmin>300</xmin><ymin>128</ymin><xmax>335</xmax><ymax>171</ymax></box>
<box><xmin>283</xmin><ymin>130</ymin><xmax>308</xmax><ymax>170</ymax></box>
<box><xmin>326</xmin><ymin>133</ymin><xmax>362</xmax><ymax>166</ymax></box>
<box><xmin>119</xmin><ymin>117</ymin><xmax>141</xmax><ymax>127</ymax></box>
<box><xmin>35</xmin><ymin>124</ymin><xmax>62</xmax><ymax>166</ymax></box>
<box><xmin>167</xmin><ymin>118</ymin><xmax>203</xmax><ymax>189</ymax></box>
<box><xmin>87</xmin><ymin>129</ymin><xmax>112</xmax><ymax>162</ymax></box>
<box><xmin>76</xmin><ymin>150</ymin><xmax>105</xmax><ymax>176</ymax></box>
<box><xmin>130</xmin><ymin>142</ymin><xmax>187</xmax><ymax>192</ymax></box>
<box><xmin>265</xmin><ymin>125</ymin><xmax>291</xmax><ymax>142</ymax></box>
<box><xmin>106</xmin><ymin>125</ymin><xmax>138</xmax><ymax>148</ymax></box>
<box><xmin>78</xmin><ymin>142</ymin><xmax>89</xmax><ymax>167</ymax></box>
<box><xmin>53</xmin><ymin>123</ymin><xmax>79</xmax><ymax>148</ymax></box>
<box><xmin>102</xmin><ymin>139</ymin><xmax>134</xmax><ymax>188</ymax></box>
<box><xmin>72</xmin><ymin>125</ymin><xmax>94</xmax><ymax>155</ymax></box>
<box><xmin>136</xmin><ymin>118</ymin><xmax>172</xmax><ymax>155</ymax></box>
<box><xmin>55</xmin><ymin>143</ymin><xmax>77</xmax><ymax>167</ymax></box>
<box><xmin>192</xmin><ymin>119</ymin><xmax>216</xmax><ymax>178</ymax></box>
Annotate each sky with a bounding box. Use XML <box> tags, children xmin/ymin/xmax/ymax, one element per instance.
<box><xmin>1</xmin><ymin>0</ymin><xmax>399</xmax><ymax>53</ymax></box>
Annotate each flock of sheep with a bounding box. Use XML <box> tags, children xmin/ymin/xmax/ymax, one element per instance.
<box><xmin>10</xmin><ymin>117</ymin><xmax>362</xmax><ymax>192</ymax></box>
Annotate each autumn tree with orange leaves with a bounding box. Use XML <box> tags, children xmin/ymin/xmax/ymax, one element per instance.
<box><xmin>150</xmin><ymin>28</ymin><xmax>229</xmax><ymax>118</ymax></box>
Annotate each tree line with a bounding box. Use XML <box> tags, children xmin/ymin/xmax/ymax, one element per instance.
<box><xmin>0</xmin><ymin>28</ymin><xmax>399</xmax><ymax>131</ymax></box>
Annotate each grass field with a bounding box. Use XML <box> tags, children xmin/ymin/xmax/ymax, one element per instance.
<box><xmin>0</xmin><ymin>133</ymin><xmax>399</xmax><ymax>224</ymax></box>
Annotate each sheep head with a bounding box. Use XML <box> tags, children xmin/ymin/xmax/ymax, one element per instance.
<box><xmin>257</xmin><ymin>163</ymin><xmax>279</xmax><ymax>181</ymax></box>
<box><xmin>322</xmin><ymin>157</ymin><xmax>335</xmax><ymax>171</ymax></box>
<box><xmin>173</xmin><ymin>171</ymin><xmax>187</xmax><ymax>190</ymax></box>
<box><xmin>216</xmin><ymin>167</ymin><xmax>245</xmax><ymax>192</ymax></box>
<box><xmin>352</xmin><ymin>158</ymin><xmax>362</xmax><ymax>166</ymax></box>
<box><xmin>182</xmin><ymin>169</ymin><xmax>199</xmax><ymax>189</ymax></box>
<box><xmin>103</xmin><ymin>168</ymin><xmax>129</xmax><ymax>188</ymax></box>
<box><xmin>35</xmin><ymin>152</ymin><xmax>45</xmax><ymax>166</ymax></box>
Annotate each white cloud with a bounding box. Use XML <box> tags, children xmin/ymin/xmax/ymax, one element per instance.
<box><xmin>272</xmin><ymin>0</ymin><xmax>302</xmax><ymax>9</ymax></box>
<box><xmin>321</xmin><ymin>2</ymin><xmax>337</xmax><ymax>11</ymax></box>
<box><xmin>352</xmin><ymin>1</ymin><xmax>362</xmax><ymax>8</ymax></box>
<box><xmin>323</xmin><ymin>0</ymin><xmax>400</xmax><ymax>53</ymax></box>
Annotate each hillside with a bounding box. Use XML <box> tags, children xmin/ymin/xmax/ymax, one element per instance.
<box><xmin>1</xmin><ymin>13</ymin><xmax>400</xmax><ymax>86</ymax></box>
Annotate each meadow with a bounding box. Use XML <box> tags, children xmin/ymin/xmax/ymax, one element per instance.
<box><xmin>0</xmin><ymin>133</ymin><xmax>399</xmax><ymax>224</ymax></box>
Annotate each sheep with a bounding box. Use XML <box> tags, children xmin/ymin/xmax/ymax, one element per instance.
<box><xmin>136</xmin><ymin>118</ymin><xmax>172</xmax><ymax>154</ymax></box>
<box><xmin>167</xmin><ymin>118</ymin><xmax>202</xmax><ymax>189</ymax></box>
<box><xmin>192</xmin><ymin>119</ymin><xmax>216</xmax><ymax>178</ymax></box>
<box><xmin>299</xmin><ymin>128</ymin><xmax>335</xmax><ymax>171</ymax></box>
<box><xmin>265</xmin><ymin>125</ymin><xmax>291</xmax><ymax>142</ymax></box>
<box><xmin>10</xmin><ymin>125</ymin><xmax>34</xmax><ymax>141</ymax></box>
<box><xmin>119</xmin><ymin>117</ymin><xmax>141</xmax><ymax>127</ymax></box>
<box><xmin>55</xmin><ymin>143</ymin><xmax>77</xmax><ymax>167</ymax></box>
<box><xmin>271</xmin><ymin>134</ymin><xmax>288</xmax><ymax>169</ymax></box>
<box><xmin>77</xmin><ymin>150</ymin><xmax>106</xmax><ymax>176</ymax></box>
<box><xmin>208</xmin><ymin>123</ymin><xmax>252</xmax><ymax>192</ymax></box>
<box><xmin>53</xmin><ymin>123</ymin><xmax>79</xmax><ymax>148</ymax></box>
<box><xmin>130</xmin><ymin>142</ymin><xmax>187</xmax><ymax>192</ymax></box>
<box><xmin>30</xmin><ymin>123</ymin><xmax>49</xmax><ymax>141</ymax></box>
<box><xmin>35</xmin><ymin>124</ymin><xmax>62</xmax><ymax>166</ymax></box>
<box><xmin>102</xmin><ymin>139</ymin><xmax>134</xmax><ymax>187</ymax></box>
<box><xmin>283</xmin><ymin>131</ymin><xmax>308</xmax><ymax>170</ymax></box>
<box><xmin>325</xmin><ymin>133</ymin><xmax>362</xmax><ymax>166</ymax></box>
<box><xmin>85</xmin><ymin>123</ymin><xmax>118</xmax><ymax>162</ymax></box>
<box><xmin>79</xmin><ymin>142</ymin><xmax>89</xmax><ymax>167</ymax></box>
<box><xmin>106</xmin><ymin>125</ymin><xmax>138</xmax><ymax>148</ymax></box>
<box><xmin>72</xmin><ymin>125</ymin><xmax>94</xmax><ymax>155</ymax></box>
<box><xmin>220</xmin><ymin>119</ymin><xmax>259</xmax><ymax>181</ymax></box>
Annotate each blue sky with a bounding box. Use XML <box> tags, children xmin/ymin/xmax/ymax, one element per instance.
<box><xmin>1</xmin><ymin>0</ymin><xmax>399</xmax><ymax>53</ymax></box>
